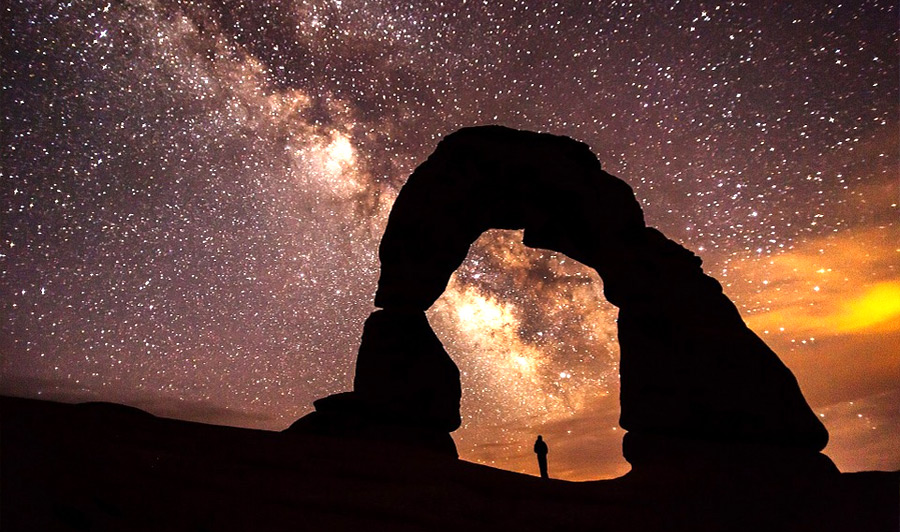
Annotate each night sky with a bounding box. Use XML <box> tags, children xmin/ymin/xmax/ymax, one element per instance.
<box><xmin>2</xmin><ymin>0</ymin><xmax>898</xmax><ymax>480</ymax></box>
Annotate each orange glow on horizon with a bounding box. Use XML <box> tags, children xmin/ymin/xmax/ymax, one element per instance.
<box><xmin>747</xmin><ymin>280</ymin><xmax>900</xmax><ymax>336</ymax></box>
<box><xmin>835</xmin><ymin>281</ymin><xmax>900</xmax><ymax>333</ymax></box>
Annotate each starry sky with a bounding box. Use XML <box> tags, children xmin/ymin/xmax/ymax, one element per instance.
<box><xmin>2</xmin><ymin>0</ymin><xmax>898</xmax><ymax>481</ymax></box>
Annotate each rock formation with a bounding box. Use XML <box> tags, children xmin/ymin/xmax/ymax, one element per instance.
<box><xmin>290</xmin><ymin>125</ymin><xmax>832</xmax><ymax>473</ymax></box>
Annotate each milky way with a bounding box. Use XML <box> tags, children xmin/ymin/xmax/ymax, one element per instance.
<box><xmin>2</xmin><ymin>0</ymin><xmax>898</xmax><ymax>480</ymax></box>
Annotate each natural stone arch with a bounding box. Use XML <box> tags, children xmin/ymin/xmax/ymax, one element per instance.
<box><xmin>292</xmin><ymin>126</ymin><xmax>831</xmax><ymax>472</ymax></box>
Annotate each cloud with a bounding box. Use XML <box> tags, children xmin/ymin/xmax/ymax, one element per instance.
<box><xmin>747</xmin><ymin>280</ymin><xmax>900</xmax><ymax>336</ymax></box>
<box><xmin>730</xmin><ymin>226</ymin><xmax>900</xmax><ymax>338</ymax></box>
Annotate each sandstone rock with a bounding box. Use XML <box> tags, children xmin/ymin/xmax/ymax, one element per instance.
<box><xmin>607</xmin><ymin>228</ymin><xmax>830</xmax><ymax>452</ymax></box>
<box><xmin>287</xmin><ymin>391</ymin><xmax>459</xmax><ymax>456</ymax></box>
<box><xmin>353</xmin><ymin>309</ymin><xmax>461</xmax><ymax>432</ymax></box>
<box><xmin>288</xmin><ymin>309</ymin><xmax>461</xmax><ymax>456</ymax></box>
<box><xmin>300</xmin><ymin>125</ymin><xmax>831</xmax><ymax>469</ymax></box>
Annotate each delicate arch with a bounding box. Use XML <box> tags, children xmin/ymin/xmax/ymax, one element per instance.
<box><xmin>295</xmin><ymin>126</ymin><xmax>830</xmax><ymax>467</ymax></box>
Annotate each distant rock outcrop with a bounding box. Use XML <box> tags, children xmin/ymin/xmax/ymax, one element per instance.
<box><xmin>291</xmin><ymin>125</ymin><xmax>831</xmax><ymax>473</ymax></box>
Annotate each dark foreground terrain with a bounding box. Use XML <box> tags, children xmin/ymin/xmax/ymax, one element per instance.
<box><xmin>2</xmin><ymin>396</ymin><xmax>896</xmax><ymax>531</ymax></box>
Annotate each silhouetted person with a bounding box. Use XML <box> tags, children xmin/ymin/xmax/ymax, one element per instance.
<box><xmin>533</xmin><ymin>435</ymin><xmax>549</xmax><ymax>479</ymax></box>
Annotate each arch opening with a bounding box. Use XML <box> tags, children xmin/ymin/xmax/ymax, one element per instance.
<box><xmin>427</xmin><ymin>229</ymin><xmax>625</xmax><ymax>478</ymax></box>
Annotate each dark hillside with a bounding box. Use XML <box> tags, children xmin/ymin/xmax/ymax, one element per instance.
<box><xmin>2</xmin><ymin>396</ymin><xmax>896</xmax><ymax>531</ymax></box>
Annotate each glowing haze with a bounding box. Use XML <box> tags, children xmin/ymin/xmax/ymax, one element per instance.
<box><xmin>2</xmin><ymin>1</ymin><xmax>897</xmax><ymax>480</ymax></box>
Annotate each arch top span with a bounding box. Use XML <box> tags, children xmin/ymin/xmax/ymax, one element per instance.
<box><xmin>375</xmin><ymin>125</ymin><xmax>645</xmax><ymax>311</ymax></box>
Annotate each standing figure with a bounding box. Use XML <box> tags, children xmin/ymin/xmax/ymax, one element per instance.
<box><xmin>533</xmin><ymin>435</ymin><xmax>549</xmax><ymax>479</ymax></box>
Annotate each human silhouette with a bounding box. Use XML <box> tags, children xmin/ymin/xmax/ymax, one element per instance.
<box><xmin>533</xmin><ymin>435</ymin><xmax>549</xmax><ymax>479</ymax></box>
